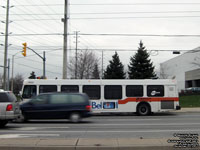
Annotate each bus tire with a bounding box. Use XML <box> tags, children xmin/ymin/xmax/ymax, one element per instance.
<box><xmin>137</xmin><ymin>103</ymin><xmax>151</xmax><ymax>116</ymax></box>
<box><xmin>69</xmin><ymin>112</ymin><xmax>81</xmax><ymax>123</ymax></box>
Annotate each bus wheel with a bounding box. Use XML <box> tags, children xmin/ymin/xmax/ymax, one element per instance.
<box><xmin>137</xmin><ymin>103</ymin><xmax>151</xmax><ymax>116</ymax></box>
<box><xmin>69</xmin><ymin>112</ymin><xmax>81</xmax><ymax>123</ymax></box>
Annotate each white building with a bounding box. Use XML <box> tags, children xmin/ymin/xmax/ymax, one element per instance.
<box><xmin>160</xmin><ymin>47</ymin><xmax>200</xmax><ymax>92</ymax></box>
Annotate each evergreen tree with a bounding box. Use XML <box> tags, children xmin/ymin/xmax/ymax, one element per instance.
<box><xmin>128</xmin><ymin>41</ymin><xmax>156</xmax><ymax>79</ymax></box>
<box><xmin>104</xmin><ymin>52</ymin><xmax>126</xmax><ymax>79</ymax></box>
<box><xmin>92</xmin><ymin>63</ymin><xmax>100</xmax><ymax>79</ymax></box>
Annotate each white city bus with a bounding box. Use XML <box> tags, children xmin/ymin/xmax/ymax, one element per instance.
<box><xmin>21</xmin><ymin>79</ymin><xmax>181</xmax><ymax>115</ymax></box>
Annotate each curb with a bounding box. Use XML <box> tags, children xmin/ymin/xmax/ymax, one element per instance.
<box><xmin>0</xmin><ymin>138</ymin><xmax>199</xmax><ymax>150</ymax></box>
<box><xmin>0</xmin><ymin>146</ymin><xmax>177</xmax><ymax>150</ymax></box>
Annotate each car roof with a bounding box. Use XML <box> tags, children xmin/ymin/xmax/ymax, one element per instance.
<box><xmin>0</xmin><ymin>90</ymin><xmax>12</xmax><ymax>93</ymax></box>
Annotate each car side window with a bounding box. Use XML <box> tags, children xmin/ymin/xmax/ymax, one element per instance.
<box><xmin>70</xmin><ymin>95</ymin><xmax>86</xmax><ymax>103</ymax></box>
<box><xmin>49</xmin><ymin>94</ymin><xmax>70</xmax><ymax>104</ymax></box>
<box><xmin>31</xmin><ymin>94</ymin><xmax>48</xmax><ymax>105</ymax></box>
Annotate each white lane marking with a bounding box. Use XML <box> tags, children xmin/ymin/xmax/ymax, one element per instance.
<box><xmin>16</xmin><ymin>127</ymin><xmax>69</xmax><ymax>130</ymax></box>
<box><xmin>80</xmin><ymin>123</ymin><xmax>200</xmax><ymax>126</ymax></box>
<box><xmin>0</xmin><ymin>134</ymin><xmax>21</xmax><ymax>138</ymax></box>
<box><xmin>15</xmin><ymin>122</ymin><xmax>200</xmax><ymax>128</ymax></box>
<box><xmin>0</xmin><ymin>134</ymin><xmax>60</xmax><ymax>138</ymax></box>
<box><xmin>17</xmin><ymin>127</ymin><xmax>38</xmax><ymax>130</ymax></box>
<box><xmin>10</xmin><ymin>122</ymin><xmax>200</xmax><ymax>131</ymax></box>
<box><xmin>91</xmin><ymin>119</ymin><xmax>161</xmax><ymax>121</ymax></box>
<box><xmin>1</xmin><ymin>129</ymin><xmax>200</xmax><ymax>133</ymax></box>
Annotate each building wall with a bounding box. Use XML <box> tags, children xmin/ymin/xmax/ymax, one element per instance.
<box><xmin>160</xmin><ymin>47</ymin><xmax>200</xmax><ymax>91</ymax></box>
<box><xmin>185</xmin><ymin>69</ymin><xmax>200</xmax><ymax>88</ymax></box>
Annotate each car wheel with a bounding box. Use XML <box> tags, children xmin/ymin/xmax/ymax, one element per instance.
<box><xmin>15</xmin><ymin>114</ymin><xmax>28</xmax><ymax>123</ymax></box>
<box><xmin>69</xmin><ymin>112</ymin><xmax>81</xmax><ymax>123</ymax></box>
<box><xmin>17</xmin><ymin>114</ymin><xmax>26</xmax><ymax>122</ymax></box>
<box><xmin>137</xmin><ymin>103</ymin><xmax>151</xmax><ymax>116</ymax></box>
<box><xmin>0</xmin><ymin>121</ymin><xmax>8</xmax><ymax>127</ymax></box>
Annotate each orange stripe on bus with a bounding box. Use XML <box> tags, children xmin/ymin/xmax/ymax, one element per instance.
<box><xmin>118</xmin><ymin>97</ymin><xmax>179</xmax><ymax>104</ymax></box>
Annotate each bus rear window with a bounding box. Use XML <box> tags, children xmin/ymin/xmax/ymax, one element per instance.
<box><xmin>147</xmin><ymin>85</ymin><xmax>164</xmax><ymax>97</ymax></box>
<box><xmin>22</xmin><ymin>85</ymin><xmax>36</xmax><ymax>98</ymax></box>
<box><xmin>39</xmin><ymin>85</ymin><xmax>57</xmax><ymax>93</ymax></box>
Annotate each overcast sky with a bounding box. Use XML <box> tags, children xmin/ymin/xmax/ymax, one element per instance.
<box><xmin>1</xmin><ymin>0</ymin><xmax>200</xmax><ymax>79</ymax></box>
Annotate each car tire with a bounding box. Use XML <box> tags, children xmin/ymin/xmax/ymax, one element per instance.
<box><xmin>137</xmin><ymin>103</ymin><xmax>151</xmax><ymax>116</ymax></box>
<box><xmin>15</xmin><ymin>114</ymin><xmax>26</xmax><ymax>123</ymax></box>
<box><xmin>0</xmin><ymin>121</ymin><xmax>8</xmax><ymax>127</ymax></box>
<box><xmin>69</xmin><ymin>112</ymin><xmax>81</xmax><ymax>123</ymax></box>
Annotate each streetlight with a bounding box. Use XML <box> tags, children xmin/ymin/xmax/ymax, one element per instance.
<box><xmin>11</xmin><ymin>52</ymin><xmax>20</xmax><ymax>92</ymax></box>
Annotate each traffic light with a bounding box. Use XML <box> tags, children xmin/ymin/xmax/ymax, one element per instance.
<box><xmin>22</xmin><ymin>42</ymin><xmax>27</xmax><ymax>56</ymax></box>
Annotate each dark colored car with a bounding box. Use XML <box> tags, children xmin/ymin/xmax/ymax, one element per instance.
<box><xmin>20</xmin><ymin>92</ymin><xmax>91</xmax><ymax>123</ymax></box>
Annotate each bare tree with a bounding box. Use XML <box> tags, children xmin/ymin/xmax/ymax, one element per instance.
<box><xmin>10</xmin><ymin>74</ymin><xmax>24</xmax><ymax>94</ymax></box>
<box><xmin>92</xmin><ymin>63</ymin><xmax>100</xmax><ymax>79</ymax></box>
<box><xmin>159</xmin><ymin>66</ymin><xmax>170</xmax><ymax>79</ymax></box>
<box><xmin>68</xmin><ymin>50</ymin><xmax>99</xmax><ymax>79</ymax></box>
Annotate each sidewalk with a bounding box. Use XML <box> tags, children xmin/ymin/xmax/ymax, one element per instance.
<box><xmin>1</xmin><ymin>137</ymin><xmax>199</xmax><ymax>150</ymax></box>
<box><xmin>174</xmin><ymin>107</ymin><xmax>200</xmax><ymax>113</ymax></box>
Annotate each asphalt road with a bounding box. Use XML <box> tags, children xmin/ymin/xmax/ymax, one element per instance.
<box><xmin>0</xmin><ymin>112</ymin><xmax>200</xmax><ymax>139</ymax></box>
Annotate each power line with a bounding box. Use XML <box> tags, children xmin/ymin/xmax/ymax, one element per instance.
<box><xmin>1</xmin><ymin>33</ymin><xmax>200</xmax><ymax>37</ymax></box>
<box><xmin>70</xmin><ymin>16</ymin><xmax>200</xmax><ymax>19</ymax></box>
<box><xmin>4</xmin><ymin>15</ymin><xmax>200</xmax><ymax>21</ymax></box>
<box><xmin>2</xmin><ymin>10</ymin><xmax>200</xmax><ymax>16</ymax></box>
<box><xmin>15</xmin><ymin>62</ymin><xmax>62</xmax><ymax>75</ymax></box>
<box><xmin>67</xmin><ymin>48</ymin><xmax>190</xmax><ymax>52</ymax></box>
<box><xmin>78</xmin><ymin>33</ymin><xmax>200</xmax><ymax>37</ymax></box>
<box><xmin>12</xmin><ymin>3</ymin><xmax>200</xmax><ymax>6</ymax></box>
<box><xmin>0</xmin><ymin>33</ymin><xmax>63</xmax><ymax>36</ymax></box>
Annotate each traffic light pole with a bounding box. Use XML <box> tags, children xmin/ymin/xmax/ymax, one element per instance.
<box><xmin>27</xmin><ymin>47</ymin><xmax>46</xmax><ymax>78</ymax></box>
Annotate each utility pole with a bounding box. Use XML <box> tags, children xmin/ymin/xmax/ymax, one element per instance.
<box><xmin>43</xmin><ymin>51</ymin><xmax>46</xmax><ymax>78</ymax></box>
<box><xmin>101</xmin><ymin>50</ymin><xmax>104</xmax><ymax>79</ymax></box>
<box><xmin>7</xmin><ymin>59</ymin><xmax>10</xmax><ymax>90</ymax></box>
<box><xmin>3</xmin><ymin>0</ymin><xmax>10</xmax><ymax>90</ymax></box>
<box><xmin>75</xmin><ymin>31</ymin><xmax>79</xmax><ymax>79</ymax></box>
<box><xmin>62</xmin><ymin>0</ymin><xmax>69</xmax><ymax>79</ymax></box>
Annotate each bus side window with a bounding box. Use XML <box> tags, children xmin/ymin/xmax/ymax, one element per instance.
<box><xmin>147</xmin><ymin>85</ymin><xmax>164</xmax><ymax>97</ymax></box>
<box><xmin>83</xmin><ymin>85</ymin><xmax>100</xmax><ymax>100</ymax></box>
<box><xmin>39</xmin><ymin>85</ymin><xmax>57</xmax><ymax>93</ymax></box>
<box><xmin>104</xmin><ymin>85</ymin><xmax>122</xmax><ymax>99</ymax></box>
<box><xmin>22</xmin><ymin>85</ymin><xmax>36</xmax><ymax>98</ymax></box>
<box><xmin>61</xmin><ymin>85</ymin><xmax>79</xmax><ymax>93</ymax></box>
<box><xmin>126</xmin><ymin>85</ymin><xmax>143</xmax><ymax>97</ymax></box>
